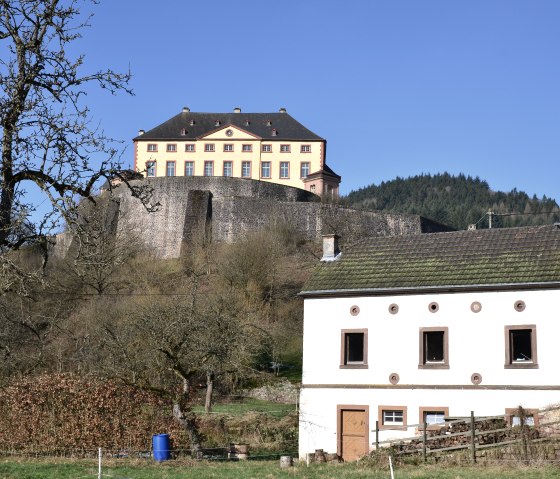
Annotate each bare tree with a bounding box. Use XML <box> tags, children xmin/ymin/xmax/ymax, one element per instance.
<box><xmin>0</xmin><ymin>0</ymin><xmax>152</xmax><ymax>259</ymax></box>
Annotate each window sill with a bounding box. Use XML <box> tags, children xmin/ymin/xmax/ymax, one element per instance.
<box><xmin>418</xmin><ymin>363</ymin><xmax>449</xmax><ymax>369</ymax></box>
<box><xmin>504</xmin><ymin>363</ymin><xmax>539</xmax><ymax>369</ymax></box>
<box><xmin>340</xmin><ymin>364</ymin><xmax>368</xmax><ymax>369</ymax></box>
<box><xmin>379</xmin><ymin>425</ymin><xmax>406</xmax><ymax>431</ymax></box>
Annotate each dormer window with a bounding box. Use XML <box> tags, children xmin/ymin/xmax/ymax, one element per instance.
<box><xmin>215</xmin><ymin>120</ymin><xmax>221</xmax><ymax>126</ymax></box>
<box><xmin>245</xmin><ymin>120</ymin><xmax>251</xmax><ymax>126</ymax></box>
<box><xmin>189</xmin><ymin>120</ymin><xmax>195</xmax><ymax>126</ymax></box>
<box><xmin>180</xmin><ymin>128</ymin><xmax>187</xmax><ymax>136</ymax></box>
<box><xmin>272</xmin><ymin>129</ymin><xmax>278</xmax><ymax>137</ymax></box>
<box><xmin>266</xmin><ymin>120</ymin><xmax>272</xmax><ymax>126</ymax></box>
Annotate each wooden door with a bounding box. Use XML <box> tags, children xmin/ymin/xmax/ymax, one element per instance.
<box><xmin>338</xmin><ymin>407</ymin><xmax>368</xmax><ymax>461</ymax></box>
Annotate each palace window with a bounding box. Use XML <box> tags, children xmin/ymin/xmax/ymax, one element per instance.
<box><xmin>205</xmin><ymin>144</ymin><xmax>215</xmax><ymax>152</ymax></box>
<box><xmin>223</xmin><ymin>161</ymin><xmax>233</xmax><ymax>177</ymax></box>
<box><xmin>224</xmin><ymin>144</ymin><xmax>234</xmax><ymax>152</ymax></box>
<box><xmin>262</xmin><ymin>144</ymin><xmax>272</xmax><ymax>153</ymax></box>
<box><xmin>184</xmin><ymin>161</ymin><xmax>194</xmax><ymax>177</ymax></box>
<box><xmin>147</xmin><ymin>144</ymin><xmax>157</xmax><ymax>152</ymax></box>
<box><xmin>166</xmin><ymin>161</ymin><xmax>175</xmax><ymax>177</ymax></box>
<box><xmin>242</xmin><ymin>144</ymin><xmax>252</xmax><ymax>152</ymax></box>
<box><xmin>242</xmin><ymin>161</ymin><xmax>251</xmax><ymax>178</ymax></box>
<box><xmin>280</xmin><ymin>144</ymin><xmax>290</xmax><ymax>153</ymax></box>
<box><xmin>146</xmin><ymin>161</ymin><xmax>156</xmax><ymax>177</ymax></box>
<box><xmin>185</xmin><ymin>144</ymin><xmax>195</xmax><ymax>152</ymax></box>
<box><xmin>261</xmin><ymin>161</ymin><xmax>271</xmax><ymax>178</ymax></box>
<box><xmin>301</xmin><ymin>144</ymin><xmax>311</xmax><ymax>153</ymax></box>
<box><xmin>204</xmin><ymin>161</ymin><xmax>213</xmax><ymax>176</ymax></box>
<box><xmin>166</xmin><ymin>144</ymin><xmax>177</xmax><ymax>153</ymax></box>
<box><xmin>340</xmin><ymin>329</ymin><xmax>368</xmax><ymax>369</ymax></box>
<box><xmin>301</xmin><ymin>162</ymin><xmax>310</xmax><ymax>178</ymax></box>
<box><xmin>280</xmin><ymin>162</ymin><xmax>289</xmax><ymax>178</ymax></box>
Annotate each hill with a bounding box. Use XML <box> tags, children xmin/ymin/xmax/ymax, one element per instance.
<box><xmin>345</xmin><ymin>173</ymin><xmax>560</xmax><ymax>230</ymax></box>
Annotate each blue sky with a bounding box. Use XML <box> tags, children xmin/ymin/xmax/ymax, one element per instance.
<box><xmin>77</xmin><ymin>0</ymin><xmax>560</xmax><ymax>199</ymax></box>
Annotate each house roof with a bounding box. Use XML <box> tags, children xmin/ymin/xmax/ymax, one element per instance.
<box><xmin>301</xmin><ymin>225</ymin><xmax>560</xmax><ymax>296</ymax></box>
<box><xmin>134</xmin><ymin>111</ymin><xmax>324</xmax><ymax>141</ymax></box>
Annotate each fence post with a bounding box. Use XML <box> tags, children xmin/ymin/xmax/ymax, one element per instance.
<box><xmin>98</xmin><ymin>447</ymin><xmax>102</xmax><ymax>479</ymax></box>
<box><xmin>375</xmin><ymin>420</ymin><xmax>379</xmax><ymax>451</ymax></box>
<box><xmin>470</xmin><ymin>411</ymin><xmax>476</xmax><ymax>464</ymax></box>
<box><xmin>422</xmin><ymin>422</ymin><xmax>427</xmax><ymax>463</ymax></box>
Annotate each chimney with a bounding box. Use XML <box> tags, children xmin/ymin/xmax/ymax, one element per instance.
<box><xmin>321</xmin><ymin>234</ymin><xmax>340</xmax><ymax>262</ymax></box>
<box><xmin>182</xmin><ymin>106</ymin><xmax>190</xmax><ymax>113</ymax></box>
<box><xmin>279</xmin><ymin>107</ymin><xmax>287</xmax><ymax>113</ymax></box>
<box><xmin>138</xmin><ymin>129</ymin><xmax>145</xmax><ymax>136</ymax></box>
<box><xmin>234</xmin><ymin>107</ymin><xmax>241</xmax><ymax>113</ymax></box>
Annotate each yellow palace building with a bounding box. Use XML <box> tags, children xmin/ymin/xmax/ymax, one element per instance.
<box><xmin>134</xmin><ymin>107</ymin><xmax>341</xmax><ymax>197</ymax></box>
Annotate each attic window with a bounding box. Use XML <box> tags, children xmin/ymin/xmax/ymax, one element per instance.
<box><xmin>245</xmin><ymin>120</ymin><xmax>251</xmax><ymax>126</ymax></box>
<box><xmin>271</xmin><ymin>129</ymin><xmax>278</xmax><ymax>137</ymax></box>
<box><xmin>215</xmin><ymin>120</ymin><xmax>221</xmax><ymax>126</ymax></box>
<box><xmin>180</xmin><ymin>128</ymin><xmax>187</xmax><ymax>136</ymax></box>
<box><xmin>266</xmin><ymin>120</ymin><xmax>272</xmax><ymax>126</ymax></box>
<box><xmin>189</xmin><ymin>120</ymin><xmax>195</xmax><ymax>126</ymax></box>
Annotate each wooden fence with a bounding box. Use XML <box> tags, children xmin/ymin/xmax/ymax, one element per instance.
<box><xmin>372</xmin><ymin>406</ymin><xmax>560</xmax><ymax>463</ymax></box>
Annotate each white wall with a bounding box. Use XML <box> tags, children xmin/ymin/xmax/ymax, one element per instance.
<box><xmin>299</xmin><ymin>288</ymin><xmax>560</xmax><ymax>457</ymax></box>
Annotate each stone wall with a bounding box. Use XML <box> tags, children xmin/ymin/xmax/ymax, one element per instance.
<box><xmin>53</xmin><ymin>177</ymin><xmax>452</xmax><ymax>259</ymax></box>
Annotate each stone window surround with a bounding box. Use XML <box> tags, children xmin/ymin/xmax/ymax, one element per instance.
<box><xmin>378</xmin><ymin>405</ymin><xmax>408</xmax><ymax>431</ymax></box>
<box><xmin>504</xmin><ymin>325</ymin><xmax>538</xmax><ymax>369</ymax></box>
<box><xmin>418</xmin><ymin>327</ymin><xmax>449</xmax><ymax>369</ymax></box>
<box><xmin>340</xmin><ymin>329</ymin><xmax>368</xmax><ymax>369</ymax></box>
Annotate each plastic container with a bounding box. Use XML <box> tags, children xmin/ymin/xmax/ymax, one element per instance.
<box><xmin>152</xmin><ymin>434</ymin><xmax>171</xmax><ymax>461</ymax></box>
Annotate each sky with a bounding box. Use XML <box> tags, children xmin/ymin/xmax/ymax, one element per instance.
<box><xmin>74</xmin><ymin>0</ymin><xmax>560</xmax><ymax>199</ymax></box>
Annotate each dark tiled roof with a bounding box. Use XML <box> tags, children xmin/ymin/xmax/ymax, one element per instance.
<box><xmin>302</xmin><ymin>226</ymin><xmax>560</xmax><ymax>295</ymax></box>
<box><xmin>134</xmin><ymin>111</ymin><xmax>324</xmax><ymax>141</ymax></box>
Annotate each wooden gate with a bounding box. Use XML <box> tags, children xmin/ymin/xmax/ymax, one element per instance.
<box><xmin>338</xmin><ymin>406</ymin><xmax>369</xmax><ymax>461</ymax></box>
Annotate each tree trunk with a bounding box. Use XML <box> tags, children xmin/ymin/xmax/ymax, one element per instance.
<box><xmin>205</xmin><ymin>371</ymin><xmax>214</xmax><ymax>413</ymax></box>
<box><xmin>173</xmin><ymin>401</ymin><xmax>202</xmax><ymax>455</ymax></box>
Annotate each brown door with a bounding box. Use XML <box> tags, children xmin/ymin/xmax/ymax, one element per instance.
<box><xmin>338</xmin><ymin>407</ymin><xmax>368</xmax><ymax>461</ymax></box>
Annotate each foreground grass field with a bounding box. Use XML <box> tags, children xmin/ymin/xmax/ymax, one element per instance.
<box><xmin>1</xmin><ymin>458</ymin><xmax>560</xmax><ymax>479</ymax></box>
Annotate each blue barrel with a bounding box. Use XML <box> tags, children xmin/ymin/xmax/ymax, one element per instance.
<box><xmin>152</xmin><ymin>434</ymin><xmax>171</xmax><ymax>461</ymax></box>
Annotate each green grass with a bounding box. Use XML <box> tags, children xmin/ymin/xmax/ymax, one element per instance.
<box><xmin>192</xmin><ymin>398</ymin><xmax>295</xmax><ymax>418</ymax></box>
<box><xmin>2</xmin><ymin>458</ymin><xmax>560</xmax><ymax>479</ymax></box>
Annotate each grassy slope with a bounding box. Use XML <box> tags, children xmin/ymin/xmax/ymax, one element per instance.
<box><xmin>1</xmin><ymin>459</ymin><xmax>560</xmax><ymax>479</ymax></box>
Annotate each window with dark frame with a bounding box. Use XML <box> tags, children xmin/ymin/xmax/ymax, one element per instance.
<box><xmin>419</xmin><ymin>327</ymin><xmax>449</xmax><ymax>369</ymax></box>
<box><xmin>301</xmin><ymin>144</ymin><xmax>311</xmax><ymax>153</ymax></box>
<box><xmin>223</xmin><ymin>144</ymin><xmax>234</xmax><ymax>152</ymax></box>
<box><xmin>378</xmin><ymin>405</ymin><xmax>407</xmax><ymax>431</ymax></box>
<box><xmin>166</xmin><ymin>144</ymin><xmax>177</xmax><ymax>153</ymax></box>
<box><xmin>505</xmin><ymin>325</ymin><xmax>538</xmax><ymax>368</ymax></box>
<box><xmin>505</xmin><ymin>408</ymin><xmax>539</xmax><ymax>427</ymax></box>
<box><xmin>242</xmin><ymin>144</ymin><xmax>252</xmax><ymax>152</ymax></box>
<box><xmin>204</xmin><ymin>144</ymin><xmax>215</xmax><ymax>152</ymax></box>
<box><xmin>280</xmin><ymin>144</ymin><xmax>290</xmax><ymax>153</ymax></box>
<box><xmin>340</xmin><ymin>329</ymin><xmax>368</xmax><ymax>369</ymax></box>
<box><xmin>262</xmin><ymin>144</ymin><xmax>272</xmax><ymax>153</ymax></box>
<box><xmin>185</xmin><ymin>144</ymin><xmax>195</xmax><ymax>152</ymax></box>
<box><xmin>147</xmin><ymin>144</ymin><xmax>157</xmax><ymax>152</ymax></box>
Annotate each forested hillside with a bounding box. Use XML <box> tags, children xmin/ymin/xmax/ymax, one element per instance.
<box><xmin>346</xmin><ymin>173</ymin><xmax>560</xmax><ymax>230</ymax></box>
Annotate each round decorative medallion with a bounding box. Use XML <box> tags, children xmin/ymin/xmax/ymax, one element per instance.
<box><xmin>470</xmin><ymin>301</ymin><xmax>482</xmax><ymax>313</ymax></box>
<box><xmin>389</xmin><ymin>373</ymin><xmax>400</xmax><ymax>385</ymax></box>
<box><xmin>350</xmin><ymin>305</ymin><xmax>360</xmax><ymax>316</ymax></box>
<box><xmin>514</xmin><ymin>300</ymin><xmax>526</xmax><ymax>312</ymax></box>
<box><xmin>428</xmin><ymin>302</ymin><xmax>439</xmax><ymax>313</ymax></box>
<box><xmin>388</xmin><ymin>303</ymin><xmax>399</xmax><ymax>315</ymax></box>
<box><xmin>225</xmin><ymin>129</ymin><xmax>233</xmax><ymax>137</ymax></box>
<box><xmin>471</xmin><ymin>373</ymin><xmax>482</xmax><ymax>385</ymax></box>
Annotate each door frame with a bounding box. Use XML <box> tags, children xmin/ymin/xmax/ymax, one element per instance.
<box><xmin>337</xmin><ymin>404</ymin><xmax>369</xmax><ymax>460</ymax></box>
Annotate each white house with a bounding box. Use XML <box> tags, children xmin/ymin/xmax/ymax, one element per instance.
<box><xmin>298</xmin><ymin>226</ymin><xmax>560</xmax><ymax>461</ymax></box>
